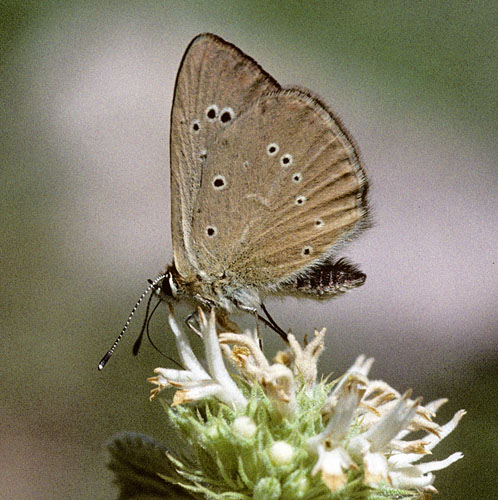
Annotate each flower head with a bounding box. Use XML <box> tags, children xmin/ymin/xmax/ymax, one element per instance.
<box><xmin>111</xmin><ymin>309</ymin><xmax>464</xmax><ymax>499</ymax></box>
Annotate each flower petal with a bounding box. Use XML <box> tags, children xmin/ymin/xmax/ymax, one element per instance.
<box><xmin>312</xmin><ymin>446</ymin><xmax>353</xmax><ymax>491</ymax></box>
<box><xmin>168</xmin><ymin>311</ymin><xmax>209</xmax><ymax>379</ymax></box>
<box><xmin>199</xmin><ymin>309</ymin><xmax>247</xmax><ymax>410</ymax></box>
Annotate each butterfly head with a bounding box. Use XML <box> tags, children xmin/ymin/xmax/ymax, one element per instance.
<box><xmin>159</xmin><ymin>264</ymin><xmax>181</xmax><ymax>300</ymax></box>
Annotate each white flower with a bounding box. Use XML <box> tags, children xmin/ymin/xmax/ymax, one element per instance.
<box><xmin>148</xmin><ymin>307</ymin><xmax>247</xmax><ymax>410</ymax></box>
<box><xmin>308</xmin><ymin>356</ymin><xmax>466</xmax><ymax>494</ymax></box>
<box><xmin>146</xmin><ymin>312</ymin><xmax>465</xmax><ymax>498</ymax></box>
<box><xmin>387</xmin><ymin>408</ymin><xmax>466</xmax><ymax>491</ymax></box>
<box><xmin>308</xmin><ymin>375</ymin><xmax>366</xmax><ymax>451</ymax></box>
<box><xmin>285</xmin><ymin>328</ymin><xmax>326</xmax><ymax>389</ymax></box>
<box><xmin>307</xmin><ymin>374</ymin><xmax>364</xmax><ymax>488</ymax></box>
<box><xmin>219</xmin><ymin>330</ymin><xmax>297</xmax><ymax>417</ymax></box>
<box><xmin>311</xmin><ymin>445</ymin><xmax>354</xmax><ymax>490</ymax></box>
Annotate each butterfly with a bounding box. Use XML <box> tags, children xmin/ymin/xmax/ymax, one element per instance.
<box><xmin>99</xmin><ymin>33</ymin><xmax>369</xmax><ymax>369</ymax></box>
<box><xmin>162</xmin><ymin>33</ymin><xmax>369</xmax><ymax>330</ymax></box>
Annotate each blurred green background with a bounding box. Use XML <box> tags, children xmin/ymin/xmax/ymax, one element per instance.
<box><xmin>1</xmin><ymin>1</ymin><xmax>496</xmax><ymax>499</ymax></box>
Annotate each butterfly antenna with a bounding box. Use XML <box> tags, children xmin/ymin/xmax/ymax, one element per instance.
<box><xmin>260</xmin><ymin>303</ymin><xmax>289</xmax><ymax>342</ymax></box>
<box><xmin>132</xmin><ymin>287</ymin><xmax>156</xmax><ymax>356</ymax></box>
<box><xmin>98</xmin><ymin>274</ymin><xmax>166</xmax><ymax>370</ymax></box>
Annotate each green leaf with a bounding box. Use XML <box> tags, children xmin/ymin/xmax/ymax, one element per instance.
<box><xmin>106</xmin><ymin>432</ymin><xmax>200</xmax><ymax>500</ymax></box>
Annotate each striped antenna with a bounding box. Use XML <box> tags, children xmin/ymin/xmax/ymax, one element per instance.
<box><xmin>98</xmin><ymin>274</ymin><xmax>166</xmax><ymax>370</ymax></box>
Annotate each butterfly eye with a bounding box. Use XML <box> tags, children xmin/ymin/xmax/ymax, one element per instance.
<box><xmin>219</xmin><ymin>107</ymin><xmax>234</xmax><ymax>124</ymax></box>
<box><xmin>302</xmin><ymin>246</ymin><xmax>313</xmax><ymax>256</ymax></box>
<box><xmin>292</xmin><ymin>173</ymin><xmax>302</xmax><ymax>183</ymax></box>
<box><xmin>280</xmin><ymin>154</ymin><xmax>293</xmax><ymax>167</ymax></box>
<box><xmin>205</xmin><ymin>105</ymin><xmax>219</xmax><ymax>122</ymax></box>
<box><xmin>191</xmin><ymin>119</ymin><xmax>201</xmax><ymax>133</ymax></box>
<box><xmin>206</xmin><ymin>226</ymin><xmax>217</xmax><ymax>237</ymax></box>
<box><xmin>212</xmin><ymin>175</ymin><xmax>227</xmax><ymax>190</ymax></box>
<box><xmin>295</xmin><ymin>195</ymin><xmax>307</xmax><ymax>206</ymax></box>
<box><xmin>266</xmin><ymin>143</ymin><xmax>279</xmax><ymax>156</ymax></box>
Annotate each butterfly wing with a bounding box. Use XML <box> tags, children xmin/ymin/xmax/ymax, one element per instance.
<box><xmin>191</xmin><ymin>88</ymin><xmax>369</xmax><ymax>288</ymax></box>
<box><xmin>170</xmin><ymin>33</ymin><xmax>280</xmax><ymax>278</ymax></box>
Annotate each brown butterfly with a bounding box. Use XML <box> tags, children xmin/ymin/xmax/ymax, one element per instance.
<box><xmin>99</xmin><ymin>33</ymin><xmax>369</xmax><ymax>369</ymax></box>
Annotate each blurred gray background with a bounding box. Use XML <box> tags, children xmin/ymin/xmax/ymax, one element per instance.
<box><xmin>1</xmin><ymin>1</ymin><xmax>496</xmax><ymax>499</ymax></box>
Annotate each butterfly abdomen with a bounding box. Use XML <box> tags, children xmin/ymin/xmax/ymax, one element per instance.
<box><xmin>279</xmin><ymin>258</ymin><xmax>366</xmax><ymax>298</ymax></box>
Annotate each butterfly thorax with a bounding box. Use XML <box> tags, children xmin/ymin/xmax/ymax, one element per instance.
<box><xmin>161</xmin><ymin>262</ymin><xmax>261</xmax><ymax>313</ymax></box>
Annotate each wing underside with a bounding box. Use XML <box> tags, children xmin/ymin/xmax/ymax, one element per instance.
<box><xmin>191</xmin><ymin>89</ymin><xmax>369</xmax><ymax>287</ymax></box>
<box><xmin>169</xmin><ymin>34</ymin><xmax>279</xmax><ymax>277</ymax></box>
<box><xmin>169</xmin><ymin>34</ymin><xmax>369</xmax><ymax>288</ymax></box>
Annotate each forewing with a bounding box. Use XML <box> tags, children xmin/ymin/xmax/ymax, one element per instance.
<box><xmin>191</xmin><ymin>89</ymin><xmax>369</xmax><ymax>286</ymax></box>
<box><xmin>170</xmin><ymin>33</ymin><xmax>280</xmax><ymax>277</ymax></box>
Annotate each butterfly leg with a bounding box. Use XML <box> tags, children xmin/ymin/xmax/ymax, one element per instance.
<box><xmin>185</xmin><ymin>310</ymin><xmax>203</xmax><ymax>336</ymax></box>
<box><xmin>193</xmin><ymin>293</ymin><xmax>216</xmax><ymax>309</ymax></box>
<box><xmin>259</xmin><ymin>303</ymin><xmax>289</xmax><ymax>342</ymax></box>
<box><xmin>185</xmin><ymin>295</ymin><xmax>241</xmax><ymax>334</ymax></box>
<box><xmin>184</xmin><ymin>295</ymin><xmax>215</xmax><ymax>335</ymax></box>
<box><xmin>235</xmin><ymin>301</ymin><xmax>289</xmax><ymax>343</ymax></box>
